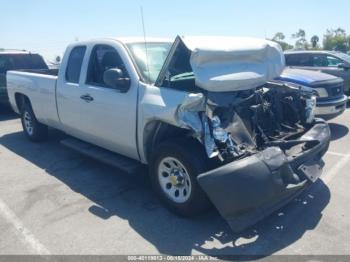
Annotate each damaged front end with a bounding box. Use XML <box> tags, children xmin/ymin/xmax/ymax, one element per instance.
<box><xmin>174</xmin><ymin>81</ymin><xmax>330</xmax><ymax>232</ymax></box>
<box><xmin>199</xmin><ymin>83</ymin><xmax>329</xmax><ymax>231</ymax></box>
<box><xmin>199</xmin><ymin>81</ymin><xmax>319</xmax><ymax>163</ymax></box>
<box><xmin>156</xmin><ymin>36</ymin><xmax>330</xmax><ymax>232</ymax></box>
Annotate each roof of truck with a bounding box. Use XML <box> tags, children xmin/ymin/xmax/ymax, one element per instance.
<box><xmin>113</xmin><ymin>37</ymin><xmax>173</xmax><ymax>44</ymax></box>
<box><xmin>284</xmin><ymin>50</ymin><xmax>343</xmax><ymax>55</ymax></box>
<box><xmin>71</xmin><ymin>37</ymin><xmax>174</xmax><ymax>48</ymax></box>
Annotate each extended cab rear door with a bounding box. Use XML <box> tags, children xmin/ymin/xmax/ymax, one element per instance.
<box><xmin>56</xmin><ymin>42</ymin><xmax>140</xmax><ymax>161</ymax></box>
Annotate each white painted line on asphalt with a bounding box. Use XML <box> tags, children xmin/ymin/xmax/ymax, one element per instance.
<box><xmin>322</xmin><ymin>153</ymin><xmax>350</xmax><ymax>184</ymax></box>
<box><xmin>326</xmin><ymin>151</ymin><xmax>348</xmax><ymax>157</ymax></box>
<box><xmin>0</xmin><ymin>199</ymin><xmax>50</xmax><ymax>255</ymax></box>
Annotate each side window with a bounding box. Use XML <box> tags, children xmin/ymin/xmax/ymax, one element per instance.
<box><xmin>327</xmin><ymin>56</ymin><xmax>343</xmax><ymax>66</ymax></box>
<box><xmin>311</xmin><ymin>54</ymin><xmax>342</xmax><ymax>67</ymax></box>
<box><xmin>312</xmin><ymin>54</ymin><xmax>329</xmax><ymax>67</ymax></box>
<box><xmin>86</xmin><ymin>45</ymin><xmax>127</xmax><ymax>87</ymax></box>
<box><xmin>285</xmin><ymin>54</ymin><xmax>312</xmax><ymax>66</ymax></box>
<box><xmin>65</xmin><ymin>46</ymin><xmax>86</xmax><ymax>84</ymax></box>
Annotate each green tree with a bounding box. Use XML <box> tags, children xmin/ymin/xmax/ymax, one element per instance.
<box><xmin>273</xmin><ymin>32</ymin><xmax>286</xmax><ymax>41</ymax></box>
<box><xmin>323</xmin><ymin>28</ymin><xmax>349</xmax><ymax>52</ymax></box>
<box><xmin>311</xmin><ymin>35</ymin><xmax>320</xmax><ymax>49</ymax></box>
<box><xmin>271</xmin><ymin>32</ymin><xmax>294</xmax><ymax>51</ymax></box>
<box><xmin>292</xmin><ymin>29</ymin><xmax>309</xmax><ymax>49</ymax></box>
<box><xmin>292</xmin><ymin>29</ymin><xmax>306</xmax><ymax>39</ymax></box>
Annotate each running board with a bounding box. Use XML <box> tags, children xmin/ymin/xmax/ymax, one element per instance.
<box><xmin>60</xmin><ymin>137</ymin><xmax>141</xmax><ymax>174</ymax></box>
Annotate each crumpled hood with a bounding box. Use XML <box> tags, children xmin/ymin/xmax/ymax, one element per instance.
<box><xmin>278</xmin><ymin>68</ymin><xmax>341</xmax><ymax>87</ymax></box>
<box><xmin>185</xmin><ymin>36</ymin><xmax>285</xmax><ymax>92</ymax></box>
<box><xmin>156</xmin><ymin>36</ymin><xmax>286</xmax><ymax>92</ymax></box>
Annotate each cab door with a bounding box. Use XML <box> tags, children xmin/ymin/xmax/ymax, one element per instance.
<box><xmin>57</xmin><ymin>43</ymin><xmax>139</xmax><ymax>160</ymax></box>
<box><xmin>56</xmin><ymin>45</ymin><xmax>89</xmax><ymax>139</ymax></box>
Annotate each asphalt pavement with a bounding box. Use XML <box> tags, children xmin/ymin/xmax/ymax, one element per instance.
<box><xmin>0</xmin><ymin>106</ymin><xmax>350</xmax><ymax>256</ymax></box>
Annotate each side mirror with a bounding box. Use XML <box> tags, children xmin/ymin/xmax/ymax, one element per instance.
<box><xmin>103</xmin><ymin>68</ymin><xmax>131</xmax><ymax>92</ymax></box>
<box><xmin>338</xmin><ymin>63</ymin><xmax>350</xmax><ymax>70</ymax></box>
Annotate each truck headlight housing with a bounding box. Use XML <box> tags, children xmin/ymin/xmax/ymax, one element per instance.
<box><xmin>314</xmin><ymin>88</ymin><xmax>328</xmax><ymax>98</ymax></box>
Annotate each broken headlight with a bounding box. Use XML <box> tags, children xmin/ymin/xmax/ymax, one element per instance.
<box><xmin>212</xmin><ymin>116</ymin><xmax>229</xmax><ymax>143</ymax></box>
<box><xmin>211</xmin><ymin>116</ymin><xmax>246</xmax><ymax>160</ymax></box>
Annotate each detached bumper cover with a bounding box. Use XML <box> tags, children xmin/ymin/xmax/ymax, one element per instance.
<box><xmin>197</xmin><ymin>120</ymin><xmax>330</xmax><ymax>232</ymax></box>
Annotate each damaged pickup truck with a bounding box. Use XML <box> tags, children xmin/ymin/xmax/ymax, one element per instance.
<box><xmin>7</xmin><ymin>36</ymin><xmax>330</xmax><ymax>232</ymax></box>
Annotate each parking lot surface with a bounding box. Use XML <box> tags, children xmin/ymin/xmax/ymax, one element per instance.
<box><xmin>1</xmin><ymin>107</ymin><xmax>350</xmax><ymax>256</ymax></box>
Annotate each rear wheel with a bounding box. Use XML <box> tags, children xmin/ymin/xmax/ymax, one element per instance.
<box><xmin>150</xmin><ymin>138</ymin><xmax>210</xmax><ymax>217</ymax></box>
<box><xmin>20</xmin><ymin>102</ymin><xmax>48</xmax><ymax>142</ymax></box>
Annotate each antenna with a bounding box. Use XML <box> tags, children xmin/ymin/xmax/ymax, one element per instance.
<box><xmin>140</xmin><ymin>6</ymin><xmax>151</xmax><ymax>83</ymax></box>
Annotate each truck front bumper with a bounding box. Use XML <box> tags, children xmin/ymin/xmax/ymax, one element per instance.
<box><xmin>197</xmin><ymin>119</ymin><xmax>330</xmax><ymax>232</ymax></box>
<box><xmin>315</xmin><ymin>95</ymin><xmax>348</xmax><ymax>120</ymax></box>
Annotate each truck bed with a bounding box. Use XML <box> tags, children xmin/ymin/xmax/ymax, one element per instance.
<box><xmin>6</xmin><ymin>70</ymin><xmax>60</xmax><ymax>127</ymax></box>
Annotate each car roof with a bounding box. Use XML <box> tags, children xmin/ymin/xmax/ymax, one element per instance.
<box><xmin>71</xmin><ymin>37</ymin><xmax>174</xmax><ymax>48</ymax></box>
<box><xmin>284</xmin><ymin>50</ymin><xmax>342</xmax><ymax>55</ymax></box>
<box><xmin>86</xmin><ymin>37</ymin><xmax>174</xmax><ymax>45</ymax></box>
<box><xmin>0</xmin><ymin>50</ymin><xmax>37</xmax><ymax>55</ymax></box>
<box><xmin>112</xmin><ymin>37</ymin><xmax>174</xmax><ymax>44</ymax></box>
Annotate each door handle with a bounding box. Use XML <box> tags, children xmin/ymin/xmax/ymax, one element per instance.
<box><xmin>80</xmin><ymin>94</ymin><xmax>94</xmax><ymax>103</ymax></box>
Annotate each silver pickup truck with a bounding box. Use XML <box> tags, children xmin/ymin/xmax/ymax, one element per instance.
<box><xmin>7</xmin><ymin>36</ymin><xmax>331</xmax><ymax>232</ymax></box>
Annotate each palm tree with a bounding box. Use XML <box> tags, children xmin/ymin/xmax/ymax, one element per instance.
<box><xmin>311</xmin><ymin>35</ymin><xmax>320</xmax><ymax>49</ymax></box>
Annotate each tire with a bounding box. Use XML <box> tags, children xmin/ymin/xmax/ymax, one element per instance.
<box><xmin>149</xmin><ymin>138</ymin><xmax>211</xmax><ymax>217</ymax></box>
<box><xmin>20</xmin><ymin>102</ymin><xmax>48</xmax><ymax>142</ymax></box>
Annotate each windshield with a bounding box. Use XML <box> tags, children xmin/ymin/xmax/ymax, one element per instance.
<box><xmin>126</xmin><ymin>42</ymin><xmax>172</xmax><ymax>83</ymax></box>
<box><xmin>336</xmin><ymin>53</ymin><xmax>350</xmax><ymax>64</ymax></box>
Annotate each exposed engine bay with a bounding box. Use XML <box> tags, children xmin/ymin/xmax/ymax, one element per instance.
<box><xmin>180</xmin><ymin>81</ymin><xmax>317</xmax><ymax>164</ymax></box>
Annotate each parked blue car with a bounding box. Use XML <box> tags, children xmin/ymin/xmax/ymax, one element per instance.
<box><xmin>277</xmin><ymin>68</ymin><xmax>348</xmax><ymax>120</ymax></box>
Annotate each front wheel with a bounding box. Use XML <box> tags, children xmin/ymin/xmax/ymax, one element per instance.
<box><xmin>149</xmin><ymin>139</ymin><xmax>211</xmax><ymax>217</ymax></box>
<box><xmin>21</xmin><ymin>102</ymin><xmax>48</xmax><ymax>142</ymax></box>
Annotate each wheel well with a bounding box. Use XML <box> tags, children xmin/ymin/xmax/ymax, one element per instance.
<box><xmin>14</xmin><ymin>93</ymin><xmax>30</xmax><ymax>113</ymax></box>
<box><xmin>143</xmin><ymin>121</ymin><xmax>195</xmax><ymax>163</ymax></box>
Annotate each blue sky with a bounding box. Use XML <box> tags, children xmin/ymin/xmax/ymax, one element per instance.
<box><xmin>1</xmin><ymin>0</ymin><xmax>349</xmax><ymax>60</ymax></box>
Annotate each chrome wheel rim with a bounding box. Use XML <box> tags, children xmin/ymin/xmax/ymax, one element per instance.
<box><xmin>24</xmin><ymin>111</ymin><xmax>34</xmax><ymax>136</ymax></box>
<box><xmin>158</xmin><ymin>157</ymin><xmax>192</xmax><ymax>203</ymax></box>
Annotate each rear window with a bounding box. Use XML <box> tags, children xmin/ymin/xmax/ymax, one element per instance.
<box><xmin>0</xmin><ymin>54</ymin><xmax>48</xmax><ymax>74</ymax></box>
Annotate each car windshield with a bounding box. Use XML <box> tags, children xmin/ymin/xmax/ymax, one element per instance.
<box><xmin>126</xmin><ymin>42</ymin><xmax>172</xmax><ymax>84</ymax></box>
<box><xmin>336</xmin><ymin>53</ymin><xmax>350</xmax><ymax>64</ymax></box>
